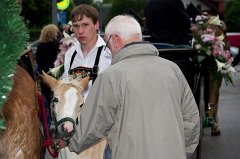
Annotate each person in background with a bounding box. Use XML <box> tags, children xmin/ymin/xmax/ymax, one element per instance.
<box><xmin>144</xmin><ymin>0</ymin><xmax>191</xmax><ymax>45</ymax></box>
<box><xmin>36</xmin><ymin>24</ymin><xmax>60</xmax><ymax>74</ymax></box>
<box><xmin>63</xmin><ymin>21</ymin><xmax>73</xmax><ymax>36</ymax></box>
<box><xmin>59</xmin><ymin>4</ymin><xmax>112</xmax><ymax>159</ymax></box>
<box><xmin>63</xmin><ymin>23</ymin><xmax>71</xmax><ymax>34</ymax></box>
<box><xmin>36</xmin><ymin>24</ymin><xmax>60</xmax><ymax>106</ymax></box>
<box><xmin>58</xmin><ymin>15</ymin><xmax>200</xmax><ymax>159</ymax></box>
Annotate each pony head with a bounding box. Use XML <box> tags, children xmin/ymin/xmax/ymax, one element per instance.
<box><xmin>40</xmin><ymin>71</ymin><xmax>89</xmax><ymax>139</ymax></box>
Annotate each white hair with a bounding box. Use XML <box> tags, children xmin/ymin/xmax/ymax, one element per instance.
<box><xmin>105</xmin><ymin>15</ymin><xmax>142</xmax><ymax>41</ymax></box>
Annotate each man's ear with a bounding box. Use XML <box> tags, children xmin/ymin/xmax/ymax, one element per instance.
<box><xmin>95</xmin><ymin>20</ymin><xmax>100</xmax><ymax>30</ymax></box>
<box><xmin>112</xmin><ymin>34</ymin><xmax>123</xmax><ymax>51</ymax></box>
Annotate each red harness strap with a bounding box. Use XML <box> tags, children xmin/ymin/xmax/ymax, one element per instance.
<box><xmin>37</xmin><ymin>92</ymin><xmax>58</xmax><ymax>158</ymax></box>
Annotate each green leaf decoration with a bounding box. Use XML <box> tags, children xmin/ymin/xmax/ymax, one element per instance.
<box><xmin>48</xmin><ymin>64</ymin><xmax>64</xmax><ymax>79</ymax></box>
<box><xmin>197</xmin><ymin>54</ymin><xmax>207</xmax><ymax>63</ymax></box>
<box><xmin>0</xmin><ymin>0</ymin><xmax>29</xmax><ymax>128</ymax></box>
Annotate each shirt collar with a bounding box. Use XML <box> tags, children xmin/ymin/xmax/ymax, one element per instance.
<box><xmin>74</xmin><ymin>34</ymin><xmax>106</xmax><ymax>49</ymax></box>
<box><xmin>94</xmin><ymin>34</ymin><xmax>106</xmax><ymax>48</ymax></box>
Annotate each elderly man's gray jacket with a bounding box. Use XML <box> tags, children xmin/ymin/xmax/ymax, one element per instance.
<box><xmin>69</xmin><ymin>42</ymin><xmax>200</xmax><ymax>159</ymax></box>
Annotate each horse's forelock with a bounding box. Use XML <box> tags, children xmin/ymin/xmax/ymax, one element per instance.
<box><xmin>58</xmin><ymin>79</ymin><xmax>83</xmax><ymax>92</ymax></box>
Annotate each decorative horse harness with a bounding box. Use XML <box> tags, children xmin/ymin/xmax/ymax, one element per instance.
<box><xmin>68</xmin><ymin>46</ymin><xmax>103</xmax><ymax>84</ymax></box>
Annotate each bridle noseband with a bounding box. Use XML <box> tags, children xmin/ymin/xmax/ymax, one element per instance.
<box><xmin>50</xmin><ymin>98</ymin><xmax>83</xmax><ymax>140</ymax></box>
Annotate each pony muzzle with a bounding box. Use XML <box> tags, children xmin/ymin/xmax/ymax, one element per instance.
<box><xmin>55</xmin><ymin>117</ymin><xmax>76</xmax><ymax>140</ymax></box>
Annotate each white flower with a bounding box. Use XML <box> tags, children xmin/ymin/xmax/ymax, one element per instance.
<box><xmin>206</xmin><ymin>50</ymin><xmax>212</xmax><ymax>56</ymax></box>
<box><xmin>216</xmin><ymin>34</ymin><xmax>225</xmax><ymax>46</ymax></box>
<box><xmin>228</xmin><ymin>66</ymin><xmax>236</xmax><ymax>73</ymax></box>
<box><xmin>208</xmin><ymin>15</ymin><xmax>222</xmax><ymax>26</ymax></box>
<box><xmin>215</xmin><ymin>59</ymin><xmax>236</xmax><ymax>73</ymax></box>
<box><xmin>63</xmin><ymin>31</ymin><xmax>71</xmax><ymax>39</ymax></box>
<box><xmin>48</xmin><ymin>64</ymin><xmax>64</xmax><ymax>79</ymax></box>
<box><xmin>195</xmin><ymin>15</ymin><xmax>203</xmax><ymax>22</ymax></box>
<box><xmin>215</xmin><ymin>59</ymin><xmax>225</xmax><ymax>71</ymax></box>
<box><xmin>217</xmin><ymin>34</ymin><xmax>224</xmax><ymax>42</ymax></box>
<box><xmin>195</xmin><ymin>44</ymin><xmax>201</xmax><ymax>49</ymax></box>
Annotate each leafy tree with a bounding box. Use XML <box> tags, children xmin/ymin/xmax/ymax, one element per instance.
<box><xmin>74</xmin><ymin>0</ymin><xmax>93</xmax><ymax>5</ymax></box>
<box><xmin>103</xmin><ymin>0</ymin><xmax>112</xmax><ymax>3</ymax></box>
<box><xmin>106</xmin><ymin>0</ymin><xmax>146</xmax><ymax>26</ymax></box>
<box><xmin>21</xmin><ymin>0</ymin><xmax>75</xmax><ymax>28</ymax></box>
<box><xmin>62</xmin><ymin>1</ymin><xmax>76</xmax><ymax>24</ymax></box>
<box><xmin>21</xmin><ymin>0</ymin><xmax>52</xmax><ymax>28</ymax></box>
<box><xmin>20</xmin><ymin>0</ymin><xmax>76</xmax><ymax>41</ymax></box>
<box><xmin>224</xmin><ymin>0</ymin><xmax>240</xmax><ymax>32</ymax></box>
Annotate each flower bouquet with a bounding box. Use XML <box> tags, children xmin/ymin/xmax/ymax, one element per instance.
<box><xmin>48</xmin><ymin>32</ymin><xmax>76</xmax><ymax>79</ymax></box>
<box><xmin>191</xmin><ymin>13</ymin><xmax>236</xmax><ymax>85</ymax></box>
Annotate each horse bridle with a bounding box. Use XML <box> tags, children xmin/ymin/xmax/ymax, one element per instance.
<box><xmin>50</xmin><ymin>97</ymin><xmax>83</xmax><ymax>141</ymax></box>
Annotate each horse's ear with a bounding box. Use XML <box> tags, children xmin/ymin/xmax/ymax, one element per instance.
<box><xmin>80</xmin><ymin>76</ymin><xmax>90</xmax><ymax>91</ymax></box>
<box><xmin>40</xmin><ymin>71</ymin><xmax>58</xmax><ymax>90</ymax></box>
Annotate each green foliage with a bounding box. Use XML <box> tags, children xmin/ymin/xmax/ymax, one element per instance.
<box><xmin>21</xmin><ymin>0</ymin><xmax>76</xmax><ymax>41</ymax></box>
<box><xmin>106</xmin><ymin>0</ymin><xmax>146</xmax><ymax>25</ymax></box>
<box><xmin>0</xmin><ymin>120</ymin><xmax>5</xmax><ymax>129</ymax></box>
<box><xmin>21</xmin><ymin>0</ymin><xmax>52</xmax><ymax>28</ymax></box>
<box><xmin>73</xmin><ymin>0</ymin><xmax>93</xmax><ymax>5</ymax></box>
<box><xmin>103</xmin><ymin>0</ymin><xmax>112</xmax><ymax>3</ymax></box>
<box><xmin>0</xmin><ymin>0</ymin><xmax>29</xmax><ymax>127</ymax></box>
<box><xmin>65</xmin><ymin>0</ymin><xmax>76</xmax><ymax>21</ymax></box>
<box><xmin>48</xmin><ymin>64</ymin><xmax>64</xmax><ymax>79</ymax></box>
<box><xmin>224</xmin><ymin>0</ymin><xmax>240</xmax><ymax>32</ymax></box>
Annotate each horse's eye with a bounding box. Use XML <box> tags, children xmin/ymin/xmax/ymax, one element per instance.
<box><xmin>52</xmin><ymin>97</ymin><xmax>58</xmax><ymax>103</ymax></box>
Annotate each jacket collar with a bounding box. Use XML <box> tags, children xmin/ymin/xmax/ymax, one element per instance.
<box><xmin>112</xmin><ymin>41</ymin><xmax>159</xmax><ymax>65</ymax></box>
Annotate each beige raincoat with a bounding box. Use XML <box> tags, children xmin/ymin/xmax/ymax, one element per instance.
<box><xmin>68</xmin><ymin>42</ymin><xmax>200</xmax><ymax>159</ymax></box>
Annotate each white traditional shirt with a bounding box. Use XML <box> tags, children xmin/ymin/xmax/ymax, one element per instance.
<box><xmin>62</xmin><ymin>35</ymin><xmax>112</xmax><ymax>100</ymax></box>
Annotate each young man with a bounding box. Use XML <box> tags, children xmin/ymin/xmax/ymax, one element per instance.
<box><xmin>58</xmin><ymin>4</ymin><xmax>111</xmax><ymax>159</ymax></box>
<box><xmin>59</xmin><ymin>15</ymin><xmax>200</xmax><ymax>159</ymax></box>
<box><xmin>62</xmin><ymin>4</ymin><xmax>112</xmax><ymax>100</ymax></box>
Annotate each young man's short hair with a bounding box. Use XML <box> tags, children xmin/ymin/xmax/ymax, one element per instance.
<box><xmin>71</xmin><ymin>4</ymin><xmax>99</xmax><ymax>24</ymax></box>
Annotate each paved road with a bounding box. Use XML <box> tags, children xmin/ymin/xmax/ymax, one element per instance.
<box><xmin>200</xmin><ymin>65</ymin><xmax>240</xmax><ymax>159</ymax></box>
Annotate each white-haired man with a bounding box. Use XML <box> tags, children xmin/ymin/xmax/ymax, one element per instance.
<box><xmin>59</xmin><ymin>15</ymin><xmax>200</xmax><ymax>159</ymax></box>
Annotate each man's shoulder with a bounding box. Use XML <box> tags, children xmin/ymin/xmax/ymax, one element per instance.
<box><xmin>101</xmin><ymin>48</ymin><xmax>112</xmax><ymax>60</ymax></box>
<box><xmin>101</xmin><ymin>63</ymin><xmax>122</xmax><ymax>77</ymax></box>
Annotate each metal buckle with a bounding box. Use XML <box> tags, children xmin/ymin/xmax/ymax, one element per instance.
<box><xmin>92</xmin><ymin>66</ymin><xmax>99</xmax><ymax>74</ymax></box>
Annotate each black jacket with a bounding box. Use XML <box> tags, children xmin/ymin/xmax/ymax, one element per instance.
<box><xmin>36</xmin><ymin>40</ymin><xmax>59</xmax><ymax>73</ymax></box>
<box><xmin>144</xmin><ymin>0</ymin><xmax>191</xmax><ymax>45</ymax></box>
